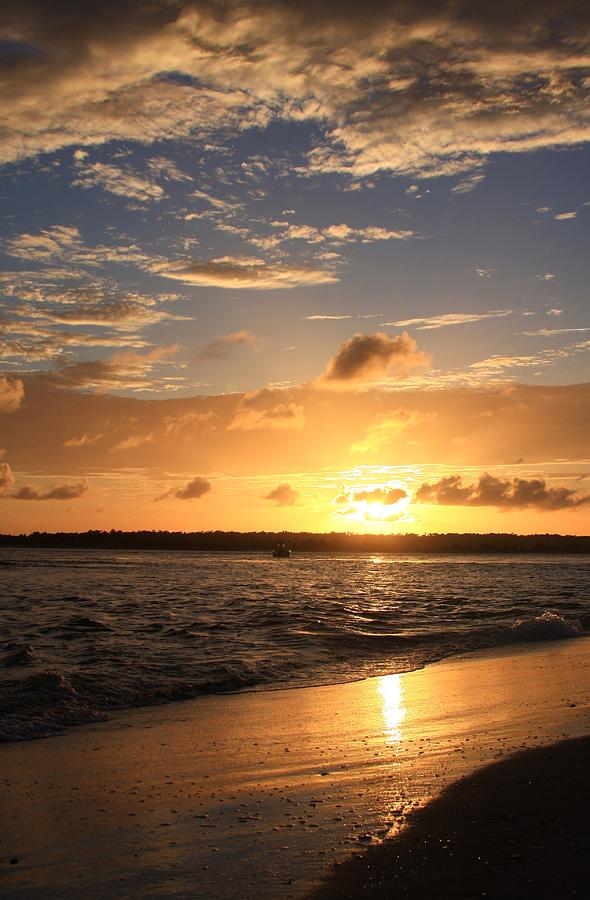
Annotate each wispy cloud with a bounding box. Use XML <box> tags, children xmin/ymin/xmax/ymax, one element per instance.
<box><xmin>451</xmin><ymin>173</ymin><xmax>486</xmax><ymax>194</ymax></box>
<box><xmin>522</xmin><ymin>327</ymin><xmax>590</xmax><ymax>337</ymax></box>
<box><xmin>73</xmin><ymin>162</ymin><xmax>166</xmax><ymax>202</ymax></box>
<box><xmin>198</xmin><ymin>330</ymin><xmax>261</xmax><ymax>360</ymax></box>
<box><xmin>304</xmin><ymin>314</ymin><xmax>353</xmax><ymax>321</ymax></box>
<box><xmin>154</xmin><ymin>256</ymin><xmax>338</xmax><ymax>290</ymax></box>
<box><xmin>384</xmin><ymin>310</ymin><xmax>512</xmax><ymax>330</ymax></box>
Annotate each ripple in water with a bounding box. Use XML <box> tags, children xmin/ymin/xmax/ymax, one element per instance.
<box><xmin>0</xmin><ymin>549</ymin><xmax>589</xmax><ymax>741</ymax></box>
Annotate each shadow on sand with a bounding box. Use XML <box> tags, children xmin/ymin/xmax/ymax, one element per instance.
<box><xmin>311</xmin><ymin>735</ymin><xmax>590</xmax><ymax>899</ymax></box>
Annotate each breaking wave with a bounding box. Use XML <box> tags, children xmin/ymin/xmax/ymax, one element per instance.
<box><xmin>1</xmin><ymin>549</ymin><xmax>589</xmax><ymax>741</ymax></box>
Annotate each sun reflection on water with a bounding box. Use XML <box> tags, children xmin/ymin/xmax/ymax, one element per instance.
<box><xmin>378</xmin><ymin>673</ymin><xmax>406</xmax><ymax>744</ymax></box>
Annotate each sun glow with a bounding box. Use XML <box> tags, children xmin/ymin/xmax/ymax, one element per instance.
<box><xmin>378</xmin><ymin>673</ymin><xmax>406</xmax><ymax>744</ymax></box>
<box><xmin>336</xmin><ymin>481</ymin><xmax>413</xmax><ymax>526</ymax></box>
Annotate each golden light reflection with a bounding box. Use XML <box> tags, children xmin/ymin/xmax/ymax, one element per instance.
<box><xmin>378</xmin><ymin>673</ymin><xmax>406</xmax><ymax>744</ymax></box>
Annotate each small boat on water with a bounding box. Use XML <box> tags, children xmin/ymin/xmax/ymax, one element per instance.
<box><xmin>272</xmin><ymin>542</ymin><xmax>291</xmax><ymax>558</ymax></box>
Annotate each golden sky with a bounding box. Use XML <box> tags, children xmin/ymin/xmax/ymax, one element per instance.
<box><xmin>1</xmin><ymin>1</ymin><xmax>589</xmax><ymax>534</ymax></box>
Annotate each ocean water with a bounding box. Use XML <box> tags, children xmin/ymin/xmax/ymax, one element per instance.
<box><xmin>1</xmin><ymin>549</ymin><xmax>589</xmax><ymax>741</ymax></box>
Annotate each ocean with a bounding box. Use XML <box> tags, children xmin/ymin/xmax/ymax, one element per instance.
<box><xmin>1</xmin><ymin>549</ymin><xmax>589</xmax><ymax>742</ymax></box>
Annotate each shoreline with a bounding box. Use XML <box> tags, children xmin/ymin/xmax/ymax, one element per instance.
<box><xmin>4</xmin><ymin>630</ymin><xmax>587</xmax><ymax>745</ymax></box>
<box><xmin>2</xmin><ymin>637</ymin><xmax>589</xmax><ymax>898</ymax></box>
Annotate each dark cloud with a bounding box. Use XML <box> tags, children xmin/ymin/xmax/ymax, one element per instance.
<box><xmin>9</xmin><ymin>479</ymin><xmax>89</xmax><ymax>500</ymax></box>
<box><xmin>156</xmin><ymin>475</ymin><xmax>211</xmax><ymax>501</ymax></box>
<box><xmin>319</xmin><ymin>332</ymin><xmax>429</xmax><ymax>384</ymax></box>
<box><xmin>4</xmin><ymin>1</ymin><xmax>590</xmax><ymax>173</ymax></box>
<box><xmin>414</xmin><ymin>473</ymin><xmax>590</xmax><ymax>510</ymax></box>
<box><xmin>262</xmin><ymin>483</ymin><xmax>299</xmax><ymax>506</ymax></box>
<box><xmin>45</xmin><ymin>346</ymin><xmax>180</xmax><ymax>392</ymax></box>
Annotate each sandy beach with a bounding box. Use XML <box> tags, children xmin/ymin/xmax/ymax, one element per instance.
<box><xmin>312</xmin><ymin>734</ymin><xmax>590</xmax><ymax>899</ymax></box>
<box><xmin>2</xmin><ymin>636</ymin><xmax>589</xmax><ymax>899</ymax></box>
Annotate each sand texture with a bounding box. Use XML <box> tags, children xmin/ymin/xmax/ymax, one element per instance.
<box><xmin>2</xmin><ymin>638</ymin><xmax>589</xmax><ymax>898</ymax></box>
<box><xmin>312</xmin><ymin>735</ymin><xmax>590</xmax><ymax>899</ymax></box>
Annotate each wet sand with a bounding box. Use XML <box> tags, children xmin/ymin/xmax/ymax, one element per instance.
<box><xmin>1</xmin><ymin>637</ymin><xmax>589</xmax><ymax>899</ymax></box>
<box><xmin>311</xmin><ymin>735</ymin><xmax>590</xmax><ymax>899</ymax></box>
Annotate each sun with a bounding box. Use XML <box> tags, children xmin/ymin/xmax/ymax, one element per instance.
<box><xmin>336</xmin><ymin>481</ymin><xmax>413</xmax><ymax>525</ymax></box>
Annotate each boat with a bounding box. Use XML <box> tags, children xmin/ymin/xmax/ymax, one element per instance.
<box><xmin>272</xmin><ymin>542</ymin><xmax>291</xmax><ymax>558</ymax></box>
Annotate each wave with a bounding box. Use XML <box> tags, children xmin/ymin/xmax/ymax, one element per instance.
<box><xmin>1</xmin><ymin>609</ymin><xmax>586</xmax><ymax>743</ymax></box>
<box><xmin>506</xmin><ymin>610</ymin><xmax>583</xmax><ymax>641</ymax></box>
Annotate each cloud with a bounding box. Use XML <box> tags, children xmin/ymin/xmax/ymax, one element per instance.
<box><xmin>147</xmin><ymin>157</ymin><xmax>191</xmax><ymax>182</ymax></box>
<box><xmin>304</xmin><ymin>314</ymin><xmax>353</xmax><ymax>321</ymax></box>
<box><xmin>2</xmin><ymin>1</ymin><xmax>590</xmax><ymax>180</ymax></box>
<box><xmin>385</xmin><ymin>310</ymin><xmax>512</xmax><ymax>330</ymax></box>
<box><xmin>0</xmin><ymin>460</ymin><xmax>15</xmax><ymax>493</ymax></box>
<box><xmin>156</xmin><ymin>476</ymin><xmax>212</xmax><ymax>502</ymax></box>
<box><xmin>340</xmin><ymin>486</ymin><xmax>408</xmax><ymax>505</ymax></box>
<box><xmin>451</xmin><ymin>174</ymin><xmax>486</xmax><ymax>194</ymax></box>
<box><xmin>73</xmin><ymin>161</ymin><xmax>166</xmax><ymax>202</ymax></box>
<box><xmin>554</xmin><ymin>212</ymin><xmax>577</xmax><ymax>221</ymax></box>
<box><xmin>20</xmin><ymin>292</ymin><xmax>190</xmax><ymax>330</ymax></box>
<box><xmin>9</xmin><ymin>479</ymin><xmax>90</xmax><ymax>501</ymax></box>
<box><xmin>350</xmin><ymin>410</ymin><xmax>429</xmax><ymax>454</ymax></box>
<box><xmin>269</xmin><ymin>222</ymin><xmax>417</xmax><ymax>246</ymax></box>
<box><xmin>468</xmin><ymin>337</ymin><xmax>590</xmax><ymax>374</ymax></box>
<box><xmin>5</xmin><ymin>226</ymin><xmax>83</xmax><ymax>262</ymax></box>
<box><xmin>319</xmin><ymin>332</ymin><xmax>429</xmax><ymax>385</ymax></box>
<box><xmin>192</xmin><ymin>190</ymin><xmax>241</xmax><ymax>212</ymax></box>
<box><xmin>522</xmin><ymin>328</ymin><xmax>590</xmax><ymax>337</ymax></box>
<box><xmin>64</xmin><ymin>432</ymin><xmax>103</xmax><ymax>447</ymax></box>
<box><xmin>227</xmin><ymin>394</ymin><xmax>305</xmax><ymax>431</ymax></box>
<box><xmin>154</xmin><ymin>257</ymin><xmax>338</xmax><ymax>290</ymax></box>
<box><xmin>414</xmin><ymin>473</ymin><xmax>590</xmax><ymax>511</ymax></box>
<box><xmin>262</xmin><ymin>483</ymin><xmax>299</xmax><ymax>506</ymax></box>
<box><xmin>198</xmin><ymin>330</ymin><xmax>261</xmax><ymax>360</ymax></box>
<box><xmin>3</xmin><ymin>225</ymin><xmax>152</xmax><ymax>267</ymax></box>
<box><xmin>110</xmin><ymin>433</ymin><xmax>156</xmax><ymax>452</ymax></box>
<box><xmin>0</xmin><ymin>377</ymin><xmax>24</xmax><ymax>412</ymax></box>
<box><xmin>47</xmin><ymin>345</ymin><xmax>181</xmax><ymax>392</ymax></box>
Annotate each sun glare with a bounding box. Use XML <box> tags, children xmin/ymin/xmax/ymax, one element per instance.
<box><xmin>378</xmin><ymin>674</ymin><xmax>406</xmax><ymax>744</ymax></box>
<box><xmin>343</xmin><ymin>482</ymin><xmax>413</xmax><ymax>525</ymax></box>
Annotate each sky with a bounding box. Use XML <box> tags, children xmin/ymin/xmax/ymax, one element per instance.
<box><xmin>1</xmin><ymin>0</ymin><xmax>589</xmax><ymax>535</ymax></box>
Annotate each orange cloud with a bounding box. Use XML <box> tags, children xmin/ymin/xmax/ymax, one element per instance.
<box><xmin>155</xmin><ymin>257</ymin><xmax>338</xmax><ymax>290</ymax></box>
<box><xmin>0</xmin><ymin>377</ymin><xmax>24</xmax><ymax>412</ymax></box>
<box><xmin>262</xmin><ymin>484</ymin><xmax>299</xmax><ymax>506</ymax></box>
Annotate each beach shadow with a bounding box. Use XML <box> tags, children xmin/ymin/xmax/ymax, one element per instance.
<box><xmin>311</xmin><ymin>735</ymin><xmax>590</xmax><ymax>899</ymax></box>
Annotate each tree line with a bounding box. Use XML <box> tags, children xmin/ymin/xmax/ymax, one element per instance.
<box><xmin>1</xmin><ymin>530</ymin><xmax>589</xmax><ymax>553</ymax></box>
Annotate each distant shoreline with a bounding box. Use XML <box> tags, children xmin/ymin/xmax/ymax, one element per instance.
<box><xmin>1</xmin><ymin>530</ymin><xmax>589</xmax><ymax>553</ymax></box>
